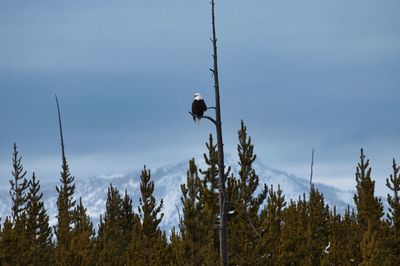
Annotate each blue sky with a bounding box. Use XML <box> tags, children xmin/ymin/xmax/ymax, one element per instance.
<box><xmin>1</xmin><ymin>0</ymin><xmax>399</xmax><ymax>195</ymax></box>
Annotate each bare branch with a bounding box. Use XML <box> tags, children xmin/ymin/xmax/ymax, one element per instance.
<box><xmin>188</xmin><ymin>111</ymin><xmax>218</xmax><ymax>125</ymax></box>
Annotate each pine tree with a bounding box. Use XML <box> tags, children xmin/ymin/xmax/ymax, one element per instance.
<box><xmin>9</xmin><ymin>143</ymin><xmax>29</xmax><ymax>265</ymax></box>
<box><xmin>121</xmin><ymin>189</ymin><xmax>135</xmax><ymax>249</ymax></box>
<box><xmin>341</xmin><ymin>207</ymin><xmax>362</xmax><ymax>265</ymax></box>
<box><xmin>278</xmin><ymin>195</ymin><xmax>308</xmax><ymax>265</ymax></box>
<box><xmin>55</xmin><ymin>151</ymin><xmax>76</xmax><ymax>265</ymax></box>
<box><xmin>198</xmin><ymin>134</ymin><xmax>220</xmax><ymax>263</ymax></box>
<box><xmin>306</xmin><ymin>186</ymin><xmax>329</xmax><ymax>265</ymax></box>
<box><xmin>353</xmin><ymin>149</ymin><xmax>386</xmax><ymax>264</ymax></box>
<box><xmin>322</xmin><ymin>207</ymin><xmax>341</xmax><ymax>265</ymax></box>
<box><xmin>96</xmin><ymin>184</ymin><xmax>126</xmax><ymax>265</ymax></box>
<box><xmin>25</xmin><ymin>172</ymin><xmax>53</xmax><ymax>266</ymax></box>
<box><xmin>0</xmin><ymin>225</ymin><xmax>2</xmax><ymax>260</ymax></box>
<box><xmin>229</xmin><ymin>121</ymin><xmax>267</xmax><ymax>265</ymax></box>
<box><xmin>0</xmin><ymin>218</ymin><xmax>15</xmax><ymax>265</ymax></box>
<box><xmin>236</xmin><ymin>121</ymin><xmax>268</xmax><ymax>210</ymax></box>
<box><xmin>173</xmin><ymin>158</ymin><xmax>220</xmax><ymax>265</ymax></box>
<box><xmin>385</xmin><ymin>159</ymin><xmax>400</xmax><ymax>263</ymax></box>
<box><xmin>70</xmin><ymin>198</ymin><xmax>95</xmax><ymax>266</ymax></box>
<box><xmin>257</xmin><ymin>185</ymin><xmax>286</xmax><ymax>265</ymax></box>
<box><xmin>179</xmin><ymin>159</ymin><xmax>204</xmax><ymax>265</ymax></box>
<box><xmin>54</xmin><ymin>132</ymin><xmax>76</xmax><ymax>264</ymax></box>
<box><xmin>10</xmin><ymin>143</ymin><xmax>29</xmax><ymax>226</ymax></box>
<box><xmin>360</xmin><ymin>220</ymin><xmax>386</xmax><ymax>265</ymax></box>
<box><xmin>354</xmin><ymin>149</ymin><xmax>384</xmax><ymax>231</ymax></box>
<box><xmin>322</xmin><ymin>206</ymin><xmax>365</xmax><ymax>265</ymax></box>
<box><xmin>128</xmin><ymin>166</ymin><xmax>169</xmax><ymax>265</ymax></box>
<box><xmin>171</xmin><ymin>136</ymin><xmax>220</xmax><ymax>266</ymax></box>
<box><xmin>386</xmin><ymin>159</ymin><xmax>400</xmax><ymax>238</ymax></box>
<box><xmin>169</xmin><ymin>228</ymin><xmax>185</xmax><ymax>265</ymax></box>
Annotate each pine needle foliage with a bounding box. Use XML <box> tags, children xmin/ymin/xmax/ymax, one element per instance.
<box><xmin>25</xmin><ymin>173</ymin><xmax>53</xmax><ymax>266</ymax></box>
<box><xmin>179</xmin><ymin>159</ymin><xmax>205</xmax><ymax>265</ymax></box>
<box><xmin>257</xmin><ymin>185</ymin><xmax>286</xmax><ymax>265</ymax></box>
<box><xmin>229</xmin><ymin>120</ymin><xmax>267</xmax><ymax>265</ymax></box>
<box><xmin>9</xmin><ymin>143</ymin><xmax>29</xmax><ymax>265</ymax></box>
<box><xmin>96</xmin><ymin>184</ymin><xmax>126</xmax><ymax>265</ymax></box>
<box><xmin>198</xmin><ymin>134</ymin><xmax>220</xmax><ymax>263</ymax></box>
<box><xmin>10</xmin><ymin>143</ymin><xmax>29</xmax><ymax>225</ymax></box>
<box><xmin>55</xmin><ymin>144</ymin><xmax>76</xmax><ymax>265</ymax></box>
<box><xmin>70</xmin><ymin>198</ymin><xmax>95</xmax><ymax>266</ymax></box>
<box><xmin>387</xmin><ymin>159</ymin><xmax>400</xmax><ymax>236</ymax></box>
<box><xmin>128</xmin><ymin>166</ymin><xmax>169</xmax><ymax>266</ymax></box>
<box><xmin>0</xmin><ymin>218</ymin><xmax>15</xmax><ymax>265</ymax></box>
<box><xmin>385</xmin><ymin>159</ymin><xmax>400</xmax><ymax>263</ymax></box>
<box><xmin>1</xmin><ymin>122</ymin><xmax>400</xmax><ymax>264</ymax></box>
<box><xmin>306</xmin><ymin>186</ymin><xmax>329</xmax><ymax>265</ymax></box>
<box><xmin>354</xmin><ymin>149</ymin><xmax>384</xmax><ymax>231</ymax></box>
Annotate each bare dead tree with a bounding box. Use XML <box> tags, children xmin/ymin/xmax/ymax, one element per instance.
<box><xmin>210</xmin><ymin>1</ymin><xmax>228</xmax><ymax>264</ymax></box>
<box><xmin>310</xmin><ymin>148</ymin><xmax>314</xmax><ymax>190</ymax></box>
<box><xmin>55</xmin><ymin>94</ymin><xmax>66</xmax><ymax>161</ymax></box>
<box><xmin>188</xmin><ymin>1</ymin><xmax>228</xmax><ymax>264</ymax></box>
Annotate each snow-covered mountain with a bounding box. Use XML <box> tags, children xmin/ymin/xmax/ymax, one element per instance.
<box><xmin>0</xmin><ymin>158</ymin><xmax>356</xmax><ymax>232</ymax></box>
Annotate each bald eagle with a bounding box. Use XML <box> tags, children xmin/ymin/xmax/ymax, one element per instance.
<box><xmin>192</xmin><ymin>93</ymin><xmax>207</xmax><ymax>124</ymax></box>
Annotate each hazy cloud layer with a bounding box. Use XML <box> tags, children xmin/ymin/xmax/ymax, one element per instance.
<box><xmin>1</xmin><ymin>0</ymin><xmax>399</xmax><ymax>195</ymax></box>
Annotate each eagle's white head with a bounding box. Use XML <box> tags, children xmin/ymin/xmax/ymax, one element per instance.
<box><xmin>194</xmin><ymin>93</ymin><xmax>203</xmax><ymax>101</ymax></box>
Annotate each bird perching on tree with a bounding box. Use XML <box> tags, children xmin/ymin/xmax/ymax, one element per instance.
<box><xmin>191</xmin><ymin>93</ymin><xmax>207</xmax><ymax>124</ymax></box>
<box><xmin>188</xmin><ymin>0</ymin><xmax>229</xmax><ymax>264</ymax></box>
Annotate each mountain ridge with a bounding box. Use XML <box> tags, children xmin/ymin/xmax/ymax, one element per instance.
<box><xmin>0</xmin><ymin>158</ymin><xmax>356</xmax><ymax>232</ymax></box>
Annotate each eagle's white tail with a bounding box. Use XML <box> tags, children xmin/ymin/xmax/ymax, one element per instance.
<box><xmin>195</xmin><ymin>117</ymin><xmax>201</xmax><ymax>125</ymax></box>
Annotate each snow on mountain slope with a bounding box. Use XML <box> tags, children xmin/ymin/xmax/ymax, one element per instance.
<box><xmin>0</xmin><ymin>158</ymin><xmax>356</xmax><ymax>232</ymax></box>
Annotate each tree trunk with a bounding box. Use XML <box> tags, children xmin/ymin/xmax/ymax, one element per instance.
<box><xmin>210</xmin><ymin>1</ymin><xmax>228</xmax><ymax>265</ymax></box>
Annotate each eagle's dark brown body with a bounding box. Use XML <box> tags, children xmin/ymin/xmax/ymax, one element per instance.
<box><xmin>192</xmin><ymin>99</ymin><xmax>207</xmax><ymax>123</ymax></box>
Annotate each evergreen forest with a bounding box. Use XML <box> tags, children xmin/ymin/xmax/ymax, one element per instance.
<box><xmin>0</xmin><ymin>120</ymin><xmax>399</xmax><ymax>265</ymax></box>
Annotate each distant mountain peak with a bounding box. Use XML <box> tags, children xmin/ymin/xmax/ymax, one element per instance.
<box><xmin>0</xmin><ymin>159</ymin><xmax>356</xmax><ymax>232</ymax></box>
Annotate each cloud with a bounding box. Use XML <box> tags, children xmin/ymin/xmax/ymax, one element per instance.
<box><xmin>0</xmin><ymin>0</ymin><xmax>399</xmax><ymax>198</ymax></box>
